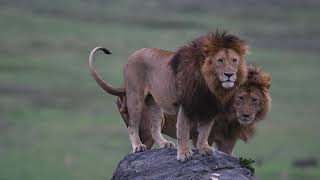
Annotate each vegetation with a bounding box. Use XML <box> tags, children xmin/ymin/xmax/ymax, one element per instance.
<box><xmin>239</xmin><ymin>157</ymin><xmax>255</xmax><ymax>174</ymax></box>
<box><xmin>0</xmin><ymin>0</ymin><xmax>319</xmax><ymax>179</ymax></box>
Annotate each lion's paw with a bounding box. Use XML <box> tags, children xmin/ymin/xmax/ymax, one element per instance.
<box><xmin>161</xmin><ymin>141</ymin><xmax>175</xmax><ymax>149</ymax></box>
<box><xmin>198</xmin><ymin>146</ymin><xmax>213</xmax><ymax>155</ymax></box>
<box><xmin>177</xmin><ymin>149</ymin><xmax>193</xmax><ymax>162</ymax></box>
<box><xmin>133</xmin><ymin>144</ymin><xmax>147</xmax><ymax>153</ymax></box>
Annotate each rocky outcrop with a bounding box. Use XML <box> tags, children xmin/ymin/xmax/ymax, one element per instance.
<box><xmin>112</xmin><ymin>148</ymin><xmax>257</xmax><ymax>180</ymax></box>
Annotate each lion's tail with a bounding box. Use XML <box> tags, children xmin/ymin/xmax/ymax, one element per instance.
<box><xmin>89</xmin><ymin>47</ymin><xmax>126</xmax><ymax>96</ymax></box>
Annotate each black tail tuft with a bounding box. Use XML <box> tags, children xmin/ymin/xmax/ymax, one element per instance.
<box><xmin>101</xmin><ymin>48</ymin><xmax>112</xmax><ymax>54</ymax></box>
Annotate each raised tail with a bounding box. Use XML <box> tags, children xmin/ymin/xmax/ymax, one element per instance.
<box><xmin>89</xmin><ymin>47</ymin><xmax>126</xmax><ymax>96</ymax></box>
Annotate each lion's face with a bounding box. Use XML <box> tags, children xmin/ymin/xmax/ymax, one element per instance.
<box><xmin>233</xmin><ymin>88</ymin><xmax>262</xmax><ymax>125</ymax></box>
<box><xmin>211</xmin><ymin>49</ymin><xmax>242</xmax><ymax>88</ymax></box>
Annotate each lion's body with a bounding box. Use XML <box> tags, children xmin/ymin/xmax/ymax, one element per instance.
<box><xmin>89</xmin><ymin>31</ymin><xmax>249</xmax><ymax>161</ymax></box>
<box><xmin>116</xmin><ymin>66</ymin><xmax>271</xmax><ymax>155</ymax></box>
<box><xmin>122</xmin><ymin>48</ymin><xmax>182</xmax><ymax>152</ymax></box>
<box><xmin>125</xmin><ymin>48</ymin><xmax>178</xmax><ymax>114</ymax></box>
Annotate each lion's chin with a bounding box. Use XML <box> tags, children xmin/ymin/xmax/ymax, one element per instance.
<box><xmin>222</xmin><ymin>81</ymin><xmax>235</xmax><ymax>89</ymax></box>
<box><xmin>238</xmin><ymin>118</ymin><xmax>254</xmax><ymax>126</ymax></box>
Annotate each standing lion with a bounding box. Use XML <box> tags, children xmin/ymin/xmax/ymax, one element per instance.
<box><xmin>116</xmin><ymin>66</ymin><xmax>272</xmax><ymax>155</ymax></box>
<box><xmin>89</xmin><ymin>31</ymin><xmax>249</xmax><ymax>161</ymax></box>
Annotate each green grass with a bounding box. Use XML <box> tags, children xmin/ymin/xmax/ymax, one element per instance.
<box><xmin>0</xmin><ymin>1</ymin><xmax>319</xmax><ymax>179</ymax></box>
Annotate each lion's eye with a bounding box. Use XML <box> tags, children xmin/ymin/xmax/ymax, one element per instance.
<box><xmin>217</xmin><ymin>58</ymin><xmax>223</xmax><ymax>64</ymax></box>
<box><xmin>232</xmin><ymin>58</ymin><xmax>238</xmax><ymax>63</ymax></box>
<box><xmin>239</xmin><ymin>96</ymin><xmax>244</xmax><ymax>101</ymax></box>
<box><xmin>252</xmin><ymin>97</ymin><xmax>258</xmax><ymax>102</ymax></box>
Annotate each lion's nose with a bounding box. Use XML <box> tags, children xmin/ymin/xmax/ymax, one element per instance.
<box><xmin>242</xmin><ymin>113</ymin><xmax>250</xmax><ymax>118</ymax></box>
<box><xmin>224</xmin><ymin>73</ymin><xmax>234</xmax><ymax>78</ymax></box>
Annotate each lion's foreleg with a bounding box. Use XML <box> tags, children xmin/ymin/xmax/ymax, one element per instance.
<box><xmin>176</xmin><ymin>106</ymin><xmax>193</xmax><ymax>161</ymax></box>
<box><xmin>216</xmin><ymin>138</ymin><xmax>237</xmax><ymax>155</ymax></box>
<box><xmin>197</xmin><ymin>119</ymin><xmax>214</xmax><ymax>155</ymax></box>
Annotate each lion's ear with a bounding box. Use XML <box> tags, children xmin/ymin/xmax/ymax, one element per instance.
<box><xmin>266</xmin><ymin>82</ymin><xmax>271</xmax><ymax>89</ymax></box>
<box><xmin>241</xmin><ymin>44</ymin><xmax>250</xmax><ymax>56</ymax></box>
<box><xmin>263</xmin><ymin>73</ymin><xmax>272</xmax><ymax>89</ymax></box>
<box><xmin>201</xmin><ymin>46</ymin><xmax>210</xmax><ymax>58</ymax></box>
<box><xmin>265</xmin><ymin>78</ymin><xmax>271</xmax><ymax>89</ymax></box>
<box><xmin>201</xmin><ymin>38</ymin><xmax>212</xmax><ymax>58</ymax></box>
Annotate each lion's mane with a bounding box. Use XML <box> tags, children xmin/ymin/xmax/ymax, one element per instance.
<box><xmin>169</xmin><ymin>30</ymin><xmax>248</xmax><ymax>121</ymax></box>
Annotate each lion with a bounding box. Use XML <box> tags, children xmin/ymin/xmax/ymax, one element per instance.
<box><xmin>89</xmin><ymin>31</ymin><xmax>249</xmax><ymax>161</ymax></box>
<box><xmin>117</xmin><ymin>66</ymin><xmax>271</xmax><ymax>155</ymax></box>
<box><xmin>207</xmin><ymin>66</ymin><xmax>271</xmax><ymax>154</ymax></box>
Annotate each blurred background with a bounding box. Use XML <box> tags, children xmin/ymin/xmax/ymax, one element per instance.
<box><xmin>0</xmin><ymin>0</ymin><xmax>319</xmax><ymax>179</ymax></box>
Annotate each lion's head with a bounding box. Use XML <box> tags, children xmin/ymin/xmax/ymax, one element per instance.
<box><xmin>200</xmin><ymin>31</ymin><xmax>249</xmax><ymax>93</ymax></box>
<box><xmin>232</xmin><ymin>66</ymin><xmax>271</xmax><ymax>126</ymax></box>
<box><xmin>170</xmin><ymin>30</ymin><xmax>249</xmax><ymax>120</ymax></box>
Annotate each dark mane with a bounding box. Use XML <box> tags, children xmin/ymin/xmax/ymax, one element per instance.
<box><xmin>170</xmin><ymin>30</ymin><xmax>248</xmax><ymax>74</ymax></box>
<box><xmin>169</xmin><ymin>30</ymin><xmax>248</xmax><ymax>121</ymax></box>
<box><xmin>245</xmin><ymin>65</ymin><xmax>271</xmax><ymax>121</ymax></box>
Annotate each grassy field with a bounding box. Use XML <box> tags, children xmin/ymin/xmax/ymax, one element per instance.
<box><xmin>0</xmin><ymin>0</ymin><xmax>319</xmax><ymax>179</ymax></box>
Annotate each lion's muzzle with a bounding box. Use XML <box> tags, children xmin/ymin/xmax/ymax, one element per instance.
<box><xmin>220</xmin><ymin>72</ymin><xmax>237</xmax><ymax>89</ymax></box>
<box><xmin>238</xmin><ymin>113</ymin><xmax>255</xmax><ymax>125</ymax></box>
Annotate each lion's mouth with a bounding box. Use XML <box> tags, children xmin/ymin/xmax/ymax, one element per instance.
<box><xmin>238</xmin><ymin>117</ymin><xmax>253</xmax><ymax>125</ymax></box>
<box><xmin>221</xmin><ymin>80</ymin><xmax>235</xmax><ymax>88</ymax></box>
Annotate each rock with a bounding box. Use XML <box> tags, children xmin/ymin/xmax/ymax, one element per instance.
<box><xmin>112</xmin><ymin>148</ymin><xmax>257</xmax><ymax>180</ymax></box>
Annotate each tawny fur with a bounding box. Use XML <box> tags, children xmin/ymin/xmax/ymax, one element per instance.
<box><xmin>117</xmin><ymin>66</ymin><xmax>271</xmax><ymax>155</ymax></box>
<box><xmin>170</xmin><ymin>31</ymin><xmax>248</xmax><ymax>160</ymax></box>
<box><xmin>89</xmin><ymin>31</ymin><xmax>249</xmax><ymax>161</ymax></box>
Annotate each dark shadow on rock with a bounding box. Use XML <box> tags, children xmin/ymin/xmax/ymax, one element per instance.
<box><xmin>112</xmin><ymin>148</ymin><xmax>257</xmax><ymax>180</ymax></box>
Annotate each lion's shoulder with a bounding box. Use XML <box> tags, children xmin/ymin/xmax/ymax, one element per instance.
<box><xmin>170</xmin><ymin>37</ymin><xmax>220</xmax><ymax>121</ymax></box>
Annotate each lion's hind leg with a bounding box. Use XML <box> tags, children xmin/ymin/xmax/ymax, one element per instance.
<box><xmin>117</xmin><ymin>96</ymin><xmax>155</xmax><ymax>150</ymax></box>
<box><xmin>145</xmin><ymin>96</ymin><xmax>175</xmax><ymax>149</ymax></box>
<box><xmin>139</xmin><ymin>104</ymin><xmax>155</xmax><ymax>149</ymax></box>
<box><xmin>126</xmin><ymin>88</ymin><xmax>148</xmax><ymax>153</ymax></box>
<box><xmin>117</xmin><ymin>96</ymin><xmax>129</xmax><ymax>127</ymax></box>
